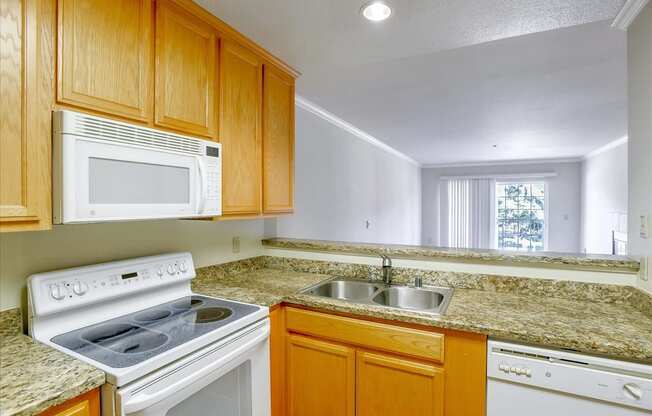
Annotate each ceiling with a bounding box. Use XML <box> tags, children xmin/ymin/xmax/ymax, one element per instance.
<box><xmin>196</xmin><ymin>0</ymin><xmax>627</xmax><ymax>165</ymax></box>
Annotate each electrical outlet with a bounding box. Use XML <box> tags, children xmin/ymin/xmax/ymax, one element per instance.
<box><xmin>232</xmin><ymin>236</ymin><xmax>240</xmax><ymax>254</ymax></box>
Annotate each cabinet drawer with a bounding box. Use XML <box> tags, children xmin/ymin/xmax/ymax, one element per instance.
<box><xmin>285</xmin><ymin>308</ymin><xmax>444</xmax><ymax>363</ymax></box>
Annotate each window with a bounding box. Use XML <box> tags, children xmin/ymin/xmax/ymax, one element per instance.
<box><xmin>496</xmin><ymin>182</ymin><xmax>545</xmax><ymax>251</ymax></box>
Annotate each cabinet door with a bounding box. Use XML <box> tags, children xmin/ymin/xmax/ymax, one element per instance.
<box><xmin>40</xmin><ymin>388</ymin><xmax>100</xmax><ymax>416</ymax></box>
<box><xmin>219</xmin><ymin>39</ymin><xmax>262</xmax><ymax>215</ymax></box>
<box><xmin>155</xmin><ymin>0</ymin><xmax>217</xmax><ymax>138</ymax></box>
<box><xmin>57</xmin><ymin>0</ymin><xmax>152</xmax><ymax>121</ymax></box>
<box><xmin>1</xmin><ymin>0</ymin><xmax>52</xmax><ymax>232</ymax></box>
<box><xmin>262</xmin><ymin>64</ymin><xmax>294</xmax><ymax>214</ymax></box>
<box><xmin>286</xmin><ymin>334</ymin><xmax>355</xmax><ymax>416</ymax></box>
<box><xmin>270</xmin><ymin>308</ymin><xmax>286</xmax><ymax>416</ymax></box>
<box><xmin>356</xmin><ymin>350</ymin><xmax>444</xmax><ymax>416</ymax></box>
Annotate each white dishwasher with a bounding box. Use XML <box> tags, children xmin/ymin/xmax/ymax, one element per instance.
<box><xmin>487</xmin><ymin>340</ymin><xmax>652</xmax><ymax>415</ymax></box>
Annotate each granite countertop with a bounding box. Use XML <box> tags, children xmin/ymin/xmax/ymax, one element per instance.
<box><xmin>262</xmin><ymin>238</ymin><xmax>641</xmax><ymax>274</ymax></box>
<box><xmin>193</xmin><ymin>267</ymin><xmax>652</xmax><ymax>364</ymax></box>
<box><xmin>3</xmin><ymin>261</ymin><xmax>647</xmax><ymax>416</ymax></box>
<box><xmin>193</xmin><ymin>267</ymin><xmax>330</xmax><ymax>307</ymax></box>
<box><xmin>0</xmin><ymin>309</ymin><xmax>105</xmax><ymax>416</ymax></box>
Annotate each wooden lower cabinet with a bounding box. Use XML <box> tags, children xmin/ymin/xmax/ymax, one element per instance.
<box><xmin>39</xmin><ymin>388</ymin><xmax>99</xmax><ymax>416</ymax></box>
<box><xmin>280</xmin><ymin>306</ymin><xmax>486</xmax><ymax>416</ymax></box>
<box><xmin>270</xmin><ymin>307</ymin><xmax>286</xmax><ymax>416</ymax></box>
<box><xmin>286</xmin><ymin>334</ymin><xmax>355</xmax><ymax>416</ymax></box>
<box><xmin>356</xmin><ymin>350</ymin><xmax>444</xmax><ymax>416</ymax></box>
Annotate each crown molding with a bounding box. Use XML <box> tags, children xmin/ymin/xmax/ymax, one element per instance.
<box><xmin>295</xmin><ymin>95</ymin><xmax>420</xmax><ymax>166</ymax></box>
<box><xmin>612</xmin><ymin>0</ymin><xmax>650</xmax><ymax>30</ymax></box>
<box><xmin>583</xmin><ymin>136</ymin><xmax>628</xmax><ymax>160</ymax></box>
<box><xmin>440</xmin><ymin>172</ymin><xmax>557</xmax><ymax>180</ymax></box>
<box><xmin>421</xmin><ymin>157</ymin><xmax>582</xmax><ymax>169</ymax></box>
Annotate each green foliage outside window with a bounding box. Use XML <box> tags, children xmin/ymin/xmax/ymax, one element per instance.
<box><xmin>496</xmin><ymin>183</ymin><xmax>545</xmax><ymax>251</ymax></box>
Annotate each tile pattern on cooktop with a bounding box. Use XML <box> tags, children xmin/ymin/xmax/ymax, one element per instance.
<box><xmin>51</xmin><ymin>295</ymin><xmax>260</xmax><ymax>368</ymax></box>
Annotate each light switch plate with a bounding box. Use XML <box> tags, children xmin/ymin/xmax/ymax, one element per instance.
<box><xmin>641</xmin><ymin>215</ymin><xmax>650</xmax><ymax>239</ymax></box>
<box><xmin>641</xmin><ymin>257</ymin><xmax>649</xmax><ymax>282</ymax></box>
<box><xmin>232</xmin><ymin>236</ymin><xmax>240</xmax><ymax>253</ymax></box>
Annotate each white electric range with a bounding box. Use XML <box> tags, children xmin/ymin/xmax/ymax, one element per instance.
<box><xmin>28</xmin><ymin>253</ymin><xmax>270</xmax><ymax>416</ymax></box>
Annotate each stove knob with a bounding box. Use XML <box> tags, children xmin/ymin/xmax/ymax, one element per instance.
<box><xmin>72</xmin><ymin>280</ymin><xmax>88</xmax><ymax>296</ymax></box>
<box><xmin>49</xmin><ymin>283</ymin><xmax>66</xmax><ymax>301</ymax></box>
<box><xmin>157</xmin><ymin>266</ymin><xmax>164</xmax><ymax>277</ymax></box>
<box><xmin>179</xmin><ymin>261</ymin><xmax>188</xmax><ymax>272</ymax></box>
<box><xmin>167</xmin><ymin>264</ymin><xmax>175</xmax><ymax>275</ymax></box>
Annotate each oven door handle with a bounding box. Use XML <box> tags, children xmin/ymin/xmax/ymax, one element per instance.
<box><xmin>122</xmin><ymin>323</ymin><xmax>269</xmax><ymax>414</ymax></box>
<box><xmin>195</xmin><ymin>156</ymin><xmax>207</xmax><ymax>213</ymax></box>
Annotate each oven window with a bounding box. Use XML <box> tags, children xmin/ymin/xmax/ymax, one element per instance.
<box><xmin>166</xmin><ymin>362</ymin><xmax>252</xmax><ymax>416</ymax></box>
<box><xmin>89</xmin><ymin>158</ymin><xmax>190</xmax><ymax>204</ymax></box>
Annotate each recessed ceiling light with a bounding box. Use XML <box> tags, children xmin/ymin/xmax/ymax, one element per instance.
<box><xmin>361</xmin><ymin>1</ymin><xmax>392</xmax><ymax>22</ymax></box>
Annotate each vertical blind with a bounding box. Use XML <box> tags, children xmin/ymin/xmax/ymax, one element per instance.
<box><xmin>447</xmin><ymin>178</ymin><xmax>495</xmax><ymax>249</ymax></box>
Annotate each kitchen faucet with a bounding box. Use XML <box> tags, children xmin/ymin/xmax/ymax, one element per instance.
<box><xmin>380</xmin><ymin>254</ymin><xmax>392</xmax><ymax>284</ymax></box>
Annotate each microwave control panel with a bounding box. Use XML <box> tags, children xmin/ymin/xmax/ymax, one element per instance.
<box><xmin>203</xmin><ymin>144</ymin><xmax>221</xmax><ymax>212</ymax></box>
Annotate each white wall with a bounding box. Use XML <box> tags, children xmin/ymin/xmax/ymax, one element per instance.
<box><xmin>421</xmin><ymin>161</ymin><xmax>582</xmax><ymax>253</ymax></box>
<box><xmin>581</xmin><ymin>141</ymin><xmax>628</xmax><ymax>254</ymax></box>
<box><xmin>275</xmin><ymin>106</ymin><xmax>422</xmax><ymax>245</ymax></box>
<box><xmin>0</xmin><ymin>220</ymin><xmax>267</xmax><ymax>310</ymax></box>
<box><xmin>628</xmin><ymin>2</ymin><xmax>652</xmax><ymax>293</ymax></box>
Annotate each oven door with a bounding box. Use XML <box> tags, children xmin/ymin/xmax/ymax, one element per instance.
<box><xmin>62</xmin><ymin>135</ymin><xmax>204</xmax><ymax>223</ymax></box>
<box><xmin>113</xmin><ymin>320</ymin><xmax>270</xmax><ymax>416</ymax></box>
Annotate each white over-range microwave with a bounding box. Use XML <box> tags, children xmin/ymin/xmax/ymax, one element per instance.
<box><xmin>53</xmin><ymin>110</ymin><xmax>221</xmax><ymax>224</ymax></box>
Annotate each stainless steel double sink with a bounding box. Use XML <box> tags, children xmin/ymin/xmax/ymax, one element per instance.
<box><xmin>300</xmin><ymin>278</ymin><xmax>453</xmax><ymax>315</ymax></box>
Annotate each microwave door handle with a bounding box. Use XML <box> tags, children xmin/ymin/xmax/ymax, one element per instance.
<box><xmin>196</xmin><ymin>156</ymin><xmax>207</xmax><ymax>213</ymax></box>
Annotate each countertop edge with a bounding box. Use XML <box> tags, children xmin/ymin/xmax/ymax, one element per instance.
<box><xmin>262</xmin><ymin>238</ymin><xmax>641</xmax><ymax>274</ymax></box>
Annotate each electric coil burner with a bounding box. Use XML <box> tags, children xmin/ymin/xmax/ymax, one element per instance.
<box><xmin>28</xmin><ymin>252</ymin><xmax>271</xmax><ymax>416</ymax></box>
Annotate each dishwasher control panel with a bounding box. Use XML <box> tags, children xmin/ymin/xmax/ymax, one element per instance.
<box><xmin>488</xmin><ymin>340</ymin><xmax>652</xmax><ymax>412</ymax></box>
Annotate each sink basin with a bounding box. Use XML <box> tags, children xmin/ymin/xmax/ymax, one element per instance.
<box><xmin>305</xmin><ymin>280</ymin><xmax>383</xmax><ymax>301</ymax></box>
<box><xmin>301</xmin><ymin>278</ymin><xmax>453</xmax><ymax>315</ymax></box>
<box><xmin>372</xmin><ymin>286</ymin><xmax>450</xmax><ymax>313</ymax></box>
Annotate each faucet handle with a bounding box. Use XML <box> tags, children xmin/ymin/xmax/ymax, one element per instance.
<box><xmin>414</xmin><ymin>277</ymin><xmax>423</xmax><ymax>288</ymax></box>
<box><xmin>380</xmin><ymin>254</ymin><xmax>392</xmax><ymax>267</ymax></box>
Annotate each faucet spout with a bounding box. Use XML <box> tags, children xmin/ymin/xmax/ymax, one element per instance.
<box><xmin>380</xmin><ymin>255</ymin><xmax>392</xmax><ymax>284</ymax></box>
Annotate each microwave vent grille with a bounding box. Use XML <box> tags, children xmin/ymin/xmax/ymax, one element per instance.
<box><xmin>66</xmin><ymin>112</ymin><xmax>204</xmax><ymax>155</ymax></box>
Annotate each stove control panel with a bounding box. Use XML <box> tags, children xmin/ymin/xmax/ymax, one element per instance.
<box><xmin>29</xmin><ymin>252</ymin><xmax>195</xmax><ymax>316</ymax></box>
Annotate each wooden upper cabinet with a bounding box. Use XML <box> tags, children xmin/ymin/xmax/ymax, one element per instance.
<box><xmin>1</xmin><ymin>0</ymin><xmax>53</xmax><ymax>232</ymax></box>
<box><xmin>356</xmin><ymin>350</ymin><xmax>444</xmax><ymax>416</ymax></box>
<box><xmin>57</xmin><ymin>0</ymin><xmax>152</xmax><ymax>121</ymax></box>
<box><xmin>155</xmin><ymin>0</ymin><xmax>218</xmax><ymax>138</ymax></box>
<box><xmin>262</xmin><ymin>64</ymin><xmax>295</xmax><ymax>214</ymax></box>
<box><xmin>286</xmin><ymin>334</ymin><xmax>355</xmax><ymax>416</ymax></box>
<box><xmin>219</xmin><ymin>39</ymin><xmax>263</xmax><ymax>215</ymax></box>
